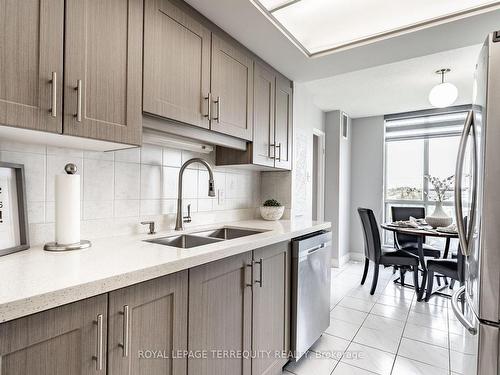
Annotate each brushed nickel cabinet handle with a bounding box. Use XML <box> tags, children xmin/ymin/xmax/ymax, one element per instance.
<box><xmin>255</xmin><ymin>258</ymin><xmax>263</xmax><ymax>287</ymax></box>
<box><xmin>75</xmin><ymin>79</ymin><xmax>82</xmax><ymax>122</ymax></box>
<box><xmin>246</xmin><ymin>261</ymin><xmax>254</xmax><ymax>287</ymax></box>
<box><xmin>276</xmin><ymin>143</ymin><xmax>282</xmax><ymax>162</ymax></box>
<box><xmin>50</xmin><ymin>72</ymin><xmax>57</xmax><ymax>117</ymax></box>
<box><xmin>204</xmin><ymin>93</ymin><xmax>212</xmax><ymax>119</ymax></box>
<box><xmin>94</xmin><ymin>314</ymin><xmax>104</xmax><ymax>371</ymax></box>
<box><xmin>269</xmin><ymin>144</ymin><xmax>276</xmax><ymax>159</ymax></box>
<box><xmin>213</xmin><ymin>96</ymin><xmax>221</xmax><ymax>123</ymax></box>
<box><xmin>119</xmin><ymin>305</ymin><xmax>130</xmax><ymax>357</ymax></box>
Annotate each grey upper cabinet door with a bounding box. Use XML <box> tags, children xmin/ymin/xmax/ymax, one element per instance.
<box><xmin>188</xmin><ymin>251</ymin><xmax>253</xmax><ymax>375</ymax></box>
<box><xmin>253</xmin><ymin>63</ymin><xmax>276</xmax><ymax>167</ymax></box>
<box><xmin>0</xmin><ymin>0</ymin><xmax>64</xmax><ymax>133</ymax></box>
<box><xmin>0</xmin><ymin>295</ymin><xmax>108</xmax><ymax>375</ymax></box>
<box><xmin>143</xmin><ymin>0</ymin><xmax>211</xmax><ymax>129</ymax></box>
<box><xmin>63</xmin><ymin>0</ymin><xmax>143</xmax><ymax>146</ymax></box>
<box><xmin>274</xmin><ymin>76</ymin><xmax>293</xmax><ymax>170</ymax></box>
<box><xmin>108</xmin><ymin>271</ymin><xmax>188</xmax><ymax>375</ymax></box>
<box><xmin>252</xmin><ymin>242</ymin><xmax>291</xmax><ymax>375</ymax></box>
<box><xmin>211</xmin><ymin>34</ymin><xmax>254</xmax><ymax>141</ymax></box>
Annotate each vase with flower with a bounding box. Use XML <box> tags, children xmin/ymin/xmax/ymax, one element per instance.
<box><xmin>425</xmin><ymin>174</ymin><xmax>454</xmax><ymax>228</ymax></box>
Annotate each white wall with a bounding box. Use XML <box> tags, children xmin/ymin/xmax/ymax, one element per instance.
<box><xmin>349</xmin><ymin>116</ymin><xmax>385</xmax><ymax>257</ymax></box>
<box><xmin>324</xmin><ymin>111</ymin><xmax>351</xmax><ymax>265</ymax></box>
<box><xmin>291</xmin><ymin>83</ymin><xmax>325</xmax><ymax>218</ymax></box>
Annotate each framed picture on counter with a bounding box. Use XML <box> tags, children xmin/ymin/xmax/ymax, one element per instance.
<box><xmin>0</xmin><ymin>162</ymin><xmax>29</xmax><ymax>256</ymax></box>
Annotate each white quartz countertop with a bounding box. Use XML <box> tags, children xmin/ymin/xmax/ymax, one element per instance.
<box><xmin>0</xmin><ymin>219</ymin><xmax>330</xmax><ymax>323</ymax></box>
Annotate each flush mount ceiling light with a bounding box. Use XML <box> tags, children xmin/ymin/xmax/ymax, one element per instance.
<box><xmin>428</xmin><ymin>69</ymin><xmax>458</xmax><ymax>108</ymax></box>
<box><xmin>250</xmin><ymin>0</ymin><xmax>500</xmax><ymax>57</ymax></box>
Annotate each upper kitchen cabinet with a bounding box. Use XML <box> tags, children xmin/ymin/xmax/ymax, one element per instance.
<box><xmin>0</xmin><ymin>0</ymin><xmax>64</xmax><ymax>133</ymax></box>
<box><xmin>63</xmin><ymin>0</ymin><xmax>143</xmax><ymax>146</ymax></box>
<box><xmin>274</xmin><ymin>76</ymin><xmax>293</xmax><ymax>170</ymax></box>
<box><xmin>143</xmin><ymin>0</ymin><xmax>211</xmax><ymax>129</ymax></box>
<box><xmin>216</xmin><ymin>65</ymin><xmax>293</xmax><ymax>171</ymax></box>
<box><xmin>210</xmin><ymin>35</ymin><xmax>254</xmax><ymax>141</ymax></box>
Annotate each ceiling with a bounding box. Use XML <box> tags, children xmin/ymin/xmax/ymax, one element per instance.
<box><xmin>302</xmin><ymin>44</ymin><xmax>482</xmax><ymax>118</ymax></box>
<box><xmin>184</xmin><ymin>0</ymin><xmax>500</xmax><ymax>117</ymax></box>
<box><xmin>254</xmin><ymin>0</ymin><xmax>500</xmax><ymax>56</ymax></box>
<box><xmin>185</xmin><ymin>0</ymin><xmax>500</xmax><ymax>82</ymax></box>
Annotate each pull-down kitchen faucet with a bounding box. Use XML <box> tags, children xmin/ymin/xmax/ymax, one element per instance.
<box><xmin>175</xmin><ymin>158</ymin><xmax>215</xmax><ymax>231</ymax></box>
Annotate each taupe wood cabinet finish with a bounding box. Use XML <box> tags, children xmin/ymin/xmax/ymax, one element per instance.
<box><xmin>0</xmin><ymin>0</ymin><xmax>142</xmax><ymax>146</ymax></box>
<box><xmin>108</xmin><ymin>271</ymin><xmax>188</xmax><ymax>375</ymax></box>
<box><xmin>252</xmin><ymin>63</ymin><xmax>276</xmax><ymax>167</ymax></box>
<box><xmin>210</xmin><ymin>35</ymin><xmax>254</xmax><ymax>141</ymax></box>
<box><xmin>63</xmin><ymin>0</ymin><xmax>143</xmax><ymax>145</ymax></box>
<box><xmin>252</xmin><ymin>242</ymin><xmax>291</xmax><ymax>375</ymax></box>
<box><xmin>273</xmin><ymin>76</ymin><xmax>293</xmax><ymax>170</ymax></box>
<box><xmin>0</xmin><ymin>0</ymin><xmax>64</xmax><ymax>133</ymax></box>
<box><xmin>188</xmin><ymin>251</ymin><xmax>253</xmax><ymax>375</ymax></box>
<box><xmin>0</xmin><ymin>294</ymin><xmax>107</xmax><ymax>375</ymax></box>
<box><xmin>216</xmin><ymin>66</ymin><xmax>293</xmax><ymax>171</ymax></box>
<box><xmin>143</xmin><ymin>0</ymin><xmax>211</xmax><ymax>130</ymax></box>
<box><xmin>188</xmin><ymin>242</ymin><xmax>291</xmax><ymax>375</ymax></box>
<box><xmin>143</xmin><ymin>1</ymin><xmax>254</xmax><ymax>141</ymax></box>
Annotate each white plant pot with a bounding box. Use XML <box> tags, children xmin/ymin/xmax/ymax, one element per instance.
<box><xmin>425</xmin><ymin>201</ymin><xmax>453</xmax><ymax>228</ymax></box>
<box><xmin>260</xmin><ymin>206</ymin><xmax>285</xmax><ymax>221</ymax></box>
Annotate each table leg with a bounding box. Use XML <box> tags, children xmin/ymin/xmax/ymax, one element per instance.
<box><xmin>417</xmin><ymin>236</ymin><xmax>427</xmax><ymax>301</ymax></box>
<box><xmin>443</xmin><ymin>238</ymin><xmax>451</xmax><ymax>259</ymax></box>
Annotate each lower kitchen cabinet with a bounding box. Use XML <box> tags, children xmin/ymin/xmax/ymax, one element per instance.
<box><xmin>188</xmin><ymin>243</ymin><xmax>290</xmax><ymax>375</ymax></box>
<box><xmin>108</xmin><ymin>270</ymin><xmax>188</xmax><ymax>375</ymax></box>
<box><xmin>252</xmin><ymin>242</ymin><xmax>291</xmax><ymax>375</ymax></box>
<box><xmin>0</xmin><ymin>294</ymin><xmax>108</xmax><ymax>375</ymax></box>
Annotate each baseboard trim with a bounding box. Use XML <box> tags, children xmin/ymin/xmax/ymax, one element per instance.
<box><xmin>349</xmin><ymin>252</ymin><xmax>365</xmax><ymax>262</ymax></box>
<box><xmin>331</xmin><ymin>253</ymin><xmax>351</xmax><ymax>267</ymax></box>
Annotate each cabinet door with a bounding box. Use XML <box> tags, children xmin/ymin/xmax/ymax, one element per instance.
<box><xmin>0</xmin><ymin>0</ymin><xmax>63</xmax><ymax>133</ymax></box>
<box><xmin>211</xmin><ymin>35</ymin><xmax>253</xmax><ymax>141</ymax></box>
<box><xmin>0</xmin><ymin>295</ymin><xmax>107</xmax><ymax>375</ymax></box>
<box><xmin>274</xmin><ymin>77</ymin><xmax>293</xmax><ymax>170</ymax></box>
<box><xmin>188</xmin><ymin>251</ymin><xmax>253</xmax><ymax>375</ymax></box>
<box><xmin>253</xmin><ymin>63</ymin><xmax>275</xmax><ymax>167</ymax></box>
<box><xmin>108</xmin><ymin>271</ymin><xmax>188</xmax><ymax>375</ymax></box>
<box><xmin>252</xmin><ymin>242</ymin><xmax>291</xmax><ymax>375</ymax></box>
<box><xmin>63</xmin><ymin>0</ymin><xmax>143</xmax><ymax>146</ymax></box>
<box><xmin>143</xmin><ymin>0</ymin><xmax>211</xmax><ymax>129</ymax></box>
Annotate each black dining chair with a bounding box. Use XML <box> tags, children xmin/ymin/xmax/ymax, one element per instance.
<box><xmin>358</xmin><ymin>208</ymin><xmax>421</xmax><ymax>295</ymax></box>
<box><xmin>391</xmin><ymin>206</ymin><xmax>441</xmax><ymax>259</ymax></box>
<box><xmin>424</xmin><ymin>219</ymin><xmax>467</xmax><ymax>302</ymax></box>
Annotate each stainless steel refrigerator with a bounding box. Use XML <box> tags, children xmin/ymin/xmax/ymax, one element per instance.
<box><xmin>452</xmin><ymin>31</ymin><xmax>500</xmax><ymax>375</ymax></box>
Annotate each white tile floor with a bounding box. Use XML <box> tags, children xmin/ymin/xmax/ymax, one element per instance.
<box><xmin>282</xmin><ymin>261</ymin><xmax>477</xmax><ymax>375</ymax></box>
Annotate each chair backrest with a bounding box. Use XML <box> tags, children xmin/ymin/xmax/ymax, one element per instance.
<box><xmin>391</xmin><ymin>206</ymin><xmax>426</xmax><ymax>247</ymax></box>
<box><xmin>358</xmin><ymin>208</ymin><xmax>382</xmax><ymax>262</ymax></box>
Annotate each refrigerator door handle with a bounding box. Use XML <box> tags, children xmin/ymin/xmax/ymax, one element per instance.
<box><xmin>454</xmin><ymin>110</ymin><xmax>478</xmax><ymax>256</ymax></box>
<box><xmin>451</xmin><ymin>286</ymin><xmax>478</xmax><ymax>335</ymax></box>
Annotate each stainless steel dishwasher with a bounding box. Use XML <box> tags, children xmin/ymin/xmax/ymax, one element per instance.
<box><xmin>291</xmin><ymin>230</ymin><xmax>332</xmax><ymax>361</ymax></box>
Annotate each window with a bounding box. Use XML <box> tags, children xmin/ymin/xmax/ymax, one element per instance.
<box><xmin>383</xmin><ymin>108</ymin><xmax>470</xmax><ymax>246</ymax></box>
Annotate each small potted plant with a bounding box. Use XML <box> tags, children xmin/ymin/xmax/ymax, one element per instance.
<box><xmin>260</xmin><ymin>199</ymin><xmax>285</xmax><ymax>221</ymax></box>
<box><xmin>425</xmin><ymin>174</ymin><xmax>454</xmax><ymax>228</ymax></box>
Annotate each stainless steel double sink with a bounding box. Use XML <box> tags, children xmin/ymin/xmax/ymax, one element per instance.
<box><xmin>144</xmin><ymin>227</ymin><xmax>265</xmax><ymax>249</ymax></box>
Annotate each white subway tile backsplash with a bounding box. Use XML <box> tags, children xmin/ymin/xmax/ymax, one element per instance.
<box><xmin>114</xmin><ymin>148</ymin><xmax>141</xmax><ymax>163</ymax></box>
<box><xmin>1</xmin><ymin>151</ymin><xmax>46</xmax><ymax>202</ymax></box>
<box><xmin>141</xmin><ymin>144</ymin><xmax>162</xmax><ymax>165</ymax></box>
<box><xmin>2</xmin><ymin>141</ymin><xmax>261</xmax><ymax>245</ymax></box>
<box><xmin>140</xmin><ymin>164</ymin><xmax>162</xmax><ymax>199</ymax></box>
<box><xmin>84</xmin><ymin>159</ymin><xmax>114</xmax><ymax>201</ymax></box>
<box><xmin>162</xmin><ymin>147</ymin><xmax>182</xmax><ymax>167</ymax></box>
<box><xmin>115</xmin><ymin>162</ymin><xmax>140</xmax><ymax>200</ymax></box>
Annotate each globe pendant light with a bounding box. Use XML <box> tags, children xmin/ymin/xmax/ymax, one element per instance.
<box><xmin>428</xmin><ymin>68</ymin><xmax>458</xmax><ymax>108</ymax></box>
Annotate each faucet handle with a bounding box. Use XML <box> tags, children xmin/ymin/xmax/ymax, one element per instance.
<box><xmin>183</xmin><ymin>204</ymin><xmax>192</xmax><ymax>224</ymax></box>
<box><xmin>140</xmin><ymin>221</ymin><xmax>156</xmax><ymax>235</ymax></box>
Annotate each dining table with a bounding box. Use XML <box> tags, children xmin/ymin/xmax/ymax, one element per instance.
<box><xmin>381</xmin><ymin>223</ymin><xmax>459</xmax><ymax>301</ymax></box>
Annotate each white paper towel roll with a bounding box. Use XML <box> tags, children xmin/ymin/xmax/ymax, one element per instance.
<box><xmin>55</xmin><ymin>174</ymin><xmax>80</xmax><ymax>245</ymax></box>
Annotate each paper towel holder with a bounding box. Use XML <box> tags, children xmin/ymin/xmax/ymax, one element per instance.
<box><xmin>44</xmin><ymin>163</ymin><xmax>92</xmax><ymax>252</ymax></box>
